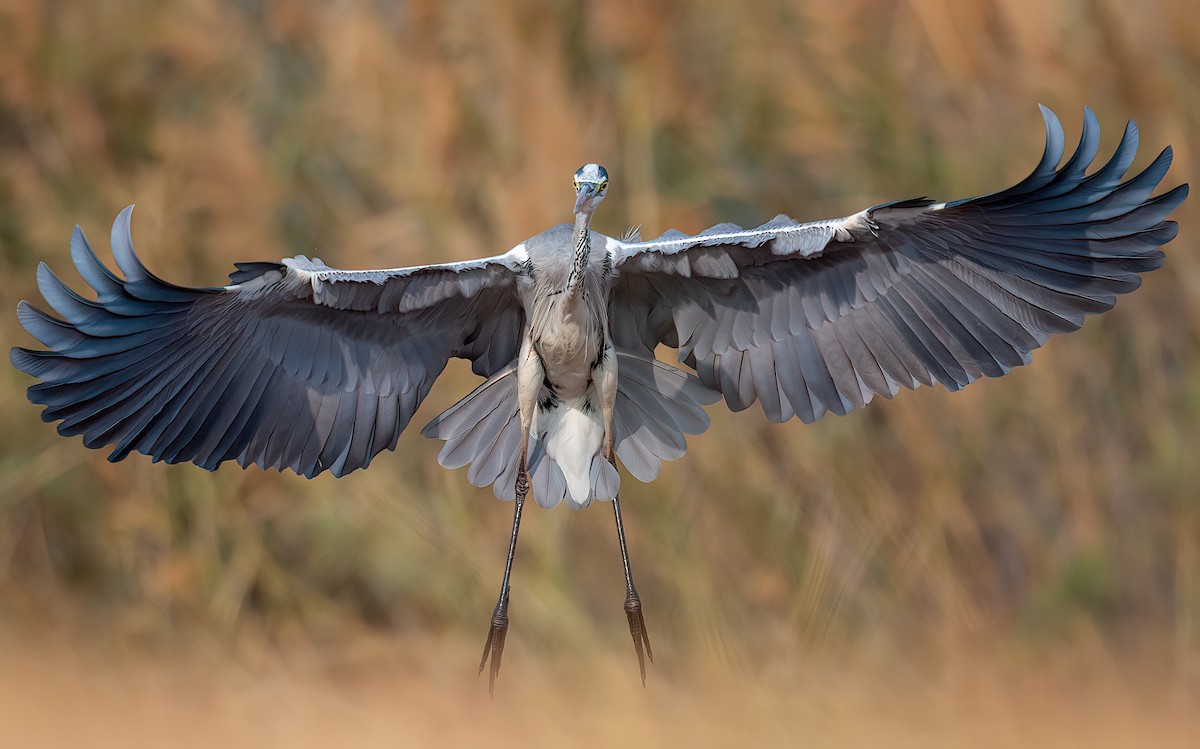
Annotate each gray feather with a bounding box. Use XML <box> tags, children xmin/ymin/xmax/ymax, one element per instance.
<box><xmin>612</xmin><ymin>107</ymin><xmax>1185</xmax><ymax>425</ymax></box>
<box><xmin>10</xmin><ymin>106</ymin><xmax>1187</xmax><ymax>514</ymax></box>
<box><xmin>11</xmin><ymin>210</ymin><xmax>525</xmax><ymax>478</ymax></box>
<box><xmin>423</xmin><ymin>350</ymin><xmax>715</xmax><ymax>497</ymax></box>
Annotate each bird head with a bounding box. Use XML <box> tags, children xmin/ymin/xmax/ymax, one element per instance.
<box><xmin>573</xmin><ymin>164</ymin><xmax>609</xmax><ymax>215</ymax></box>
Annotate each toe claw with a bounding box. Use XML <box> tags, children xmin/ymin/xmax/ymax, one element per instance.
<box><xmin>479</xmin><ymin>597</ymin><xmax>510</xmax><ymax>697</ymax></box>
<box><xmin>478</xmin><ymin>627</ymin><xmax>495</xmax><ymax>675</ymax></box>
<box><xmin>624</xmin><ymin>591</ymin><xmax>652</xmax><ymax>685</ymax></box>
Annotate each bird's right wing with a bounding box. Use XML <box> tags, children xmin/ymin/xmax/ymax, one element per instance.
<box><xmin>608</xmin><ymin>107</ymin><xmax>1188</xmax><ymax>423</ymax></box>
<box><xmin>11</xmin><ymin>208</ymin><xmax>527</xmax><ymax>477</ymax></box>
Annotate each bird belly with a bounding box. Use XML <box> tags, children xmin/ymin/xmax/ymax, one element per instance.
<box><xmin>533</xmin><ymin>311</ymin><xmax>602</xmax><ymax>398</ymax></box>
<box><xmin>531</xmin><ymin>326</ymin><xmax>617</xmax><ymax>508</ymax></box>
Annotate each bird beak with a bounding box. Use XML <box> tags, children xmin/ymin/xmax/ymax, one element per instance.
<box><xmin>574</xmin><ymin>182</ymin><xmax>599</xmax><ymax>214</ymax></box>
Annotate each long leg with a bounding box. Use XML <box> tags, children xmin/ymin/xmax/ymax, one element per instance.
<box><xmin>609</xmin><ymin>462</ymin><xmax>654</xmax><ymax>686</ymax></box>
<box><xmin>597</xmin><ymin>346</ymin><xmax>652</xmax><ymax>684</ymax></box>
<box><xmin>478</xmin><ymin>441</ymin><xmax>529</xmax><ymax>696</ymax></box>
<box><xmin>479</xmin><ymin>340</ymin><xmax>540</xmax><ymax>696</ymax></box>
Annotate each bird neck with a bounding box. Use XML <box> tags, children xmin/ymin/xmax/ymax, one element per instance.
<box><xmin>565</xmin><ymin>211</ymin><xmax>591</xmax><ymax>303</ymax></box>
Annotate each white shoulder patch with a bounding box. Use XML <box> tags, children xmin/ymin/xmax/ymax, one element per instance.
<box><xmin>501</xmin><ymin>242</ymin><xmax>528</xmax><ymax>264</ymax></box>
<box><xmin>599</xmin><ymin>233</ymin><xmax>623</xmax><ymax>258</ymax></box>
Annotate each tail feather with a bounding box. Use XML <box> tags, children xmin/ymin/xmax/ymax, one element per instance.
<box><xmin>421</xmin><ymin>364</ymin><xmax>515</xmax><ymax>442</ymax></box>
<box><xmin>540</xmin><ymin>397</ymin><xmax>606</xmax><ymax>507</ymax></box>
<box><xmin>590</xmin><ymin>454</ymin><xmax>621</xmax><ymax>499</ymax></box>
<box><xmin>614</xmin><ymin>387</ymin><xmax>688</xmax><ymax>459</ymax></box>
<box><xmin>612</xmin><ymin>393</ymin><xmax>664</xmax><ymax>482</ymax></box>
<box><xmin>528</xmin><ymin>442</ymin><xmax>569</xmax><ymax>508</ymax></box>
<box><xmin>611</xmin><ymin>352</ymin><xmax>718</xmax><ymax>482</ymax></box>
<box><xmin>467</xmin><ymin>412</ymin><xmax>519</xmax><ymax>494</ymax></box>
<box><xmin>422</xmin><ymin>365</ymin><xmax>518</xmax><ymax>471</ymax></box>
<box><xmin>421</xmin><ymin>350</ymin><xmax>717</xmax><ymax>507</ymax></box>
<box><xmin>421</xmin><ymin>365</ymin><xmax>522</xmax><ymax>496</ymax></box>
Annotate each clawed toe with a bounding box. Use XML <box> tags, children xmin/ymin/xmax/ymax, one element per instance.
<box><xmin>624</xmin><ymin>590</ymin><xmax>653</xmax><ymax>685</ymax></box>
<box><xmin>479</xmin><ymin>597</ymin><xmax>509</xmax><ymax>696</ymax></box>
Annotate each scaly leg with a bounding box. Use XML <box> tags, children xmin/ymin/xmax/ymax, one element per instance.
<box><xmin>607</xmin><ymin>441</ymin><xmax>653</xmax><ymax>685</ymax></box>
<box><xmin>479</xmin><ymin>339</ymin><xmax>541</xmax><ymax>695</ymax></box>
<box><xmin>479</xmin><ymin>442</ymin><xmax>530</xmax><ymax>697</ymax></box>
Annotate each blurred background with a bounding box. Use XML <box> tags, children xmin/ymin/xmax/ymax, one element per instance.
<box><xmin>0</xmin><ymin>0</ymin><xmax>1197</xmax><ymax>746</ymax></box>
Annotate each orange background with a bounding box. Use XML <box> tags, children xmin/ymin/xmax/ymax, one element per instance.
<box><xmin>0</xmin><ymin>1</ymin><xmax>1197</xmax><ymax>746</ymax></box>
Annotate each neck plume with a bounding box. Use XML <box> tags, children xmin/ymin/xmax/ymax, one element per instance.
<box><xmin>565</xmin><ymin>211</ymin><xmax>591</xmax><ymax>302</ymax></box>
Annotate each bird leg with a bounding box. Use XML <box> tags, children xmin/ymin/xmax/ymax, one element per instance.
<box><xmin>479</xmin><ymin>444</ymin><xmax>530</xmax><ymax>696</ymax></box>
<box><xmin>607</xmin><ymin>445</ymin><xmax>653</xmax><ymax>685</ymax></box>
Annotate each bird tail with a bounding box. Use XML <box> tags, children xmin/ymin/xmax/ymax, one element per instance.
<box><xmin>420</xmin><ymin>351</ymin><xmax>718</xmax><ymax>508</ymax></box>
<box><xmin>533</xmin><ymin>394</ymin><xmax>616</xmax><ymax>509</ymax></box>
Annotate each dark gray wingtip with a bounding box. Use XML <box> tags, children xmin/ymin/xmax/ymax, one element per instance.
<box><xmin>9</xmin><ymin>343</ymin><xmax>37</xmax><ymax>375</ymax></box>
<box><xmin>1059</xmin><ymin>106</ymin><xmax>1102</xmax><ymax>178</ymax></box>
<box><xmin>1157</xmin><ymin>182</ymin><xmax>1190</xmax><ymax>223</ymax></box>
<box><xmin>1032</xmin><ymin>104</ymin><xmax>1067</xmax><ymax>180</ymax></box>
<box><xmin>109</xmin><ymin>205</ymin><xmax>142</xmax><ymax>281</ymax></box>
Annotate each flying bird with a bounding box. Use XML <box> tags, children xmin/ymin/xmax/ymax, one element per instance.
<box><xmin>10</xmin><ymin>107</ymin><xmax>1188</xmax><ymax>693</ymax></box>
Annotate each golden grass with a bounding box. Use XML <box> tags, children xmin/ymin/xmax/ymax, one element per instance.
<box><xmin>0</xmin><ymin>633</ymin><xmax>1196</xmax><ymax>749</ymax></box>
<box><xmin>1</xmin><ymin>0</ymin><xmax>1198</xmax><ymax>719</ymax></box>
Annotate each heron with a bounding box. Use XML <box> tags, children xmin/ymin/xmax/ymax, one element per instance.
<box><xmin>10</xmin><ymin>107</ymin><xmax>1188</xmax><ymax>693</ymax></box>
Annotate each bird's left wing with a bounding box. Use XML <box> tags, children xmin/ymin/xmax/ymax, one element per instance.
<box><xmin>11</xmin><ymin>207</ymin><xmax>527</xmax><ymax>477</ymax></box>
<box><xmin>608</xmin><ymin>107</ymin><xmax>1188</xmax><ymax>423</ymax></box>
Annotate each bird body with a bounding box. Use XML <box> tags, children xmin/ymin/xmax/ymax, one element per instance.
<box><xmin>521</xmin><ymin>223</ymin><xmax>609</xmax><ymax>393</ymax></box>
<box><xmin>10</xmin><ymin>107</ymin><xmax>1188</xmax><ymax>691</ymax></box>
<box><xmin>517</xmin><ymin>220</ymin><xmax>619</xmax><ymax>508</ymax></box>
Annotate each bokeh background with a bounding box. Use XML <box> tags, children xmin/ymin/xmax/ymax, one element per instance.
<box><xmin>1</xmin><ymin>0</ymin><xmax>1197</xmax><ymax>746</ymax></box>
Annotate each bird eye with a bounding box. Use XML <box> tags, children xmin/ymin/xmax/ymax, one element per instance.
<box><xmin>599</xmin><ymin>180</ymin><xmax>608</xmax><ymax>191</ymax></box>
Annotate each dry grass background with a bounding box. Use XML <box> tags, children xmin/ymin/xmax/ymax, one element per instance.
<box><xmin>0</xmin><ymin>0</ymin><xmax>1198</xmax><ymax>745</ymax></box>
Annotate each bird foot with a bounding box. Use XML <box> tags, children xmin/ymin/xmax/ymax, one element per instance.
<box><xmin>624</xmin><ymin>589</ymin><xmax>654</xmax><ymax>686</ymax></box>
<box><xmin>479</xmin><ymin>593</ymin><xmax>509</xmax><ymax>697</ymax></box>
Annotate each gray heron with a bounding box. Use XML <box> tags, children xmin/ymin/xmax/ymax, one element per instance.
<box><xmin>10</xmin><ymin>107</ymin><xmax>1188</xmax><ymax>693</ymax></box>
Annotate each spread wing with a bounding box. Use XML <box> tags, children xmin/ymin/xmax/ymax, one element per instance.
<box><xmin>609</xmin><ymin>106</ymin><xmax>1188</xmax><ymax>423</ymax></box>
<box><xmin>11</xmin><ymin>207</ymin><xmax>527</xmax><ymax>477</ymax></box>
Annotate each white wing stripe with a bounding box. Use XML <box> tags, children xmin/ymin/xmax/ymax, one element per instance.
<box><xmin>613</xmin><ymin>212</ymin><xmax>868</xmax><ymax>261</ymax></box>
<box><xmin>281</xmin><ymin>243</ymin><xmax>527</xmax><ymax>284</ymax></box>
<box><xmin>621</xmin><ymin>221</ymin><xmax>828</xmax><ymax>250</ymax></box>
